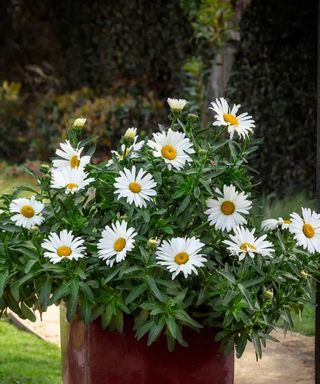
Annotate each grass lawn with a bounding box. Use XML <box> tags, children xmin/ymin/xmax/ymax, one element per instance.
<box><xmin>0</xmin><ymin>320</ymin><xmax>61</xmax><ymax>384</ymax></box>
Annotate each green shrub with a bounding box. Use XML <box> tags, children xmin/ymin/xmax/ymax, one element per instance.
<box><xmin>227</xmin><ymin>0</ymin><xmax>317</xmax><ymax>196</ymax></box>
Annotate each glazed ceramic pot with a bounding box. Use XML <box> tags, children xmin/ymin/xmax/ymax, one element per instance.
<box><xmin>60</xmin><ymin>309</ymin><xmax>234</xmax><ymax>384</ymax></box>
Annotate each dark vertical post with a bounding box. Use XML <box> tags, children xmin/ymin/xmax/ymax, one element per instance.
<box><xmin>316</xmin><ymin>1</ymin><xmax>320</xmax><ymax>382</ymax></box>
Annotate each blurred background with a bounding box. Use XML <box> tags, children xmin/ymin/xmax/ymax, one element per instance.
<box><xmin>0</xmin><ymin>0</ymin><xmax>317</xmax><ymax>198</ymax></box>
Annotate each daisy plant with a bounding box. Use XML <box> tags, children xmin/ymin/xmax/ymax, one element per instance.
<box><xmin>0</xmin><ymin>96</ymin><xmax>319</xmax><ymax>360</ymax></box>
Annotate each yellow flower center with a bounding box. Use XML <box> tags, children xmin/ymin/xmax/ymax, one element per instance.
<box><xmin>303</xmin><ymin>223</ymin><xmax>315</xmax><ymax>238</ymax></box>
<box><xmin>129</xmin><ymin>181</ymin><xmax>141</xmax><ymax>193</ymax></box>
<box><xmin>114</xmin><ymin>238</ymin><xmax>126</xmax><ymax>252</ymax></box>
<box><xmin>67</xmin><ymin>183</ymin><xmax>78</xmax><ymax>190</ymax></box>
<box><xmin>57</xmin><ymin>246</ymin><xmax>72</xmax><ymax>257</ymax></box>
<box><xmin>223</xmin><ymin>113</ymin><xmax>238</xmax><ymax>126</ymax></box>
<box><xmin>174</xmin><ymin>252</ymin><xmax>189</xmax><ymax>265</ymax></box>
<box><xmin>21</xmin><ymin>205</ymin><xmax>35</xmax><ymax>218</ymax></box>
<box><xmin>283</xmin><ymin>219</ymin><xmax>292</xmax><ymax>224</ymax></box>
<box><xmin>70</xmin><ymin>155</ymin><xmax>80</xmax><ymax>168</ymax></box>
<box><xmin>161</xmin><ymin>145</ymin><xmax>177</xmax><ymax>160</ymax></box>
<box><xmin>240</xmin><ymin>242</ymin><xmax>256</xmax><ymax>252</ymax></box>
<box><xmin>220</xmin><ymin>201</ymin><xmax>235</xmax><ymax>215</ymax></box>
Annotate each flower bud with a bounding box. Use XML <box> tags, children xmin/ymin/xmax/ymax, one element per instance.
<box><xmin>300</xmin><ymin>270</ymin><xmax>308</xmax><ymax>279</ymax></box>
<box><xmin>123</xmin><ymin>127</ymin><xmax>137</xmax><ymax>145</ymax></box>
<box><xmin>198</xmin><ymin>148</ymin><xmax>207</xmax><ymax>157</ymax></box>
<box><xmin>39</xmin><ymin>164</ymin><xmax>50</xmax><ymax>174</ymax></box>
<box><xmin>147</xmin><ymin>238</ymin><xmax>159</xmax><ymax>249</ymax></box>
<box><xmin>264</xmin><ymin>289</ymin><xmax>274</xmax><ymax>300</ymax></box>
<box><xmin>167</xmin><ymin>98</ymin><xmax>187</xmax><ymax>112</ymax></box>
<box><xmin>72</xmin><ymin>118</ymin><xmax>87</xmax><ymax>129</ymax></box>
<box><xmin>30</xmin><ymin>226</ymin><xmax>40</xmax><ymax>234</ymax></box>
<box><xmin>187</xmin><ymin>113</ymin><xmax>199</xmax><ymax>123</ymax></box>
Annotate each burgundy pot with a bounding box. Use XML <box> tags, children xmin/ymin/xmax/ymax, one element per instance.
<box><xmin>60</xmin><ymin>310</ymin><xmax>234</xmax><ymax>384</ymax></box>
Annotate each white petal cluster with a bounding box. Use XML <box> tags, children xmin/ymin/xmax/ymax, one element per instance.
<box><xmin>209</xmin><ymin>97</ymin><xmax>255</xmax><ymax>139</ymax></box>
<box><xmin>223</xmin><ymin>226</ymin><xmax>274</xmax><ymax>261</ymax></box>
<box><xmin>97</xmin><ymin>220</ymin><xmax>137</xmax><ymax>267</ymax></box>
<box><xmin>289</xmin><ymin>208</ymin><xmax>320</xmax><ymax>254</ymax></box>
<box><xmin>53</xmin><ymin>140</ymin><xmax>91</xmax><ymax>170</ymax></box>
<box><xmin>261</xmin><ymin>217</ymin><xmax>292</xmax><ymax>232</ymax></box>
<box><xmin>42</xmin><ymin>229</ymin><xmax>86</xmax><ymax>264</ymax></box>
<box><xmin>148</xmin><ymin>128</ymin><xmax>194</xmax><ymax>170</ymax></box>
<box><xmin>205</xmin><ymin>185</ymin><xmax>252</xmax><ymax>232</ymax></box>
<box><xmin>108</xmin><ymin>139</ymin><xmax>144</xmax><ymax>166</ymax></box>
<box><xmin>114</xmin><ymin>166</ymin><xmax>157</xmax><ymax>208</ymax></box>
<box><xmin>167</xmin><ymin>98</ymin><xmax>187</xmax><ymax>112</ymax></box>
<box><xmin>156</xmin><ymin>237</ymin><xmax>206</xmax><ymax>279</ymax></box>
<box><xmin>51</xmin><ymin>167</ymin><xmax>94</xmax><ymax>194</ymax></box>
<box><xmin>9</xmin><ymin>196</ymin><xmax>44</xmax><ymax>229</ymax></box>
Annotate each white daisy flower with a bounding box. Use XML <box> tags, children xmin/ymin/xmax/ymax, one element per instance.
<box><xmin>107</xmin><ymin>138</ymin><xmax>144</xmax><ymax>166</ymax></box>
<box><xmin>51</xmin><ymin>167</ymin><xmax>94</xmax><ymax>194</ymax></box>
<box><xmin>147</xmin><ymin>128</ymin><xmax>195</xmax><ymax>170</ymax></box>
<box><xmin>209</xmin><ymin>97</ymin><xmax>255</xmax><ymax>139</ymax></box>
<box><xmin>52</xmin><ymin>140</ymin><xmax>91</xmax><ymax>169</ymax></box>
<box><xmin>167</xmin><ymin>98</ymin><xmax>188</xmax><ymax>112</ymax></box>
<box><xmin>261</xmin><ymin>217</ymin><xmax>292</xmax><ymax>232</ymax></box>
<box><xmin>9</xmin><ymin>196</ymin><xmax>45</xmax><ymax>229</ymax></box>
<box><xmin>156</xmin><ymin>237</ymin><xmax>206</xmax><ymax>279</ymax></box>
<box><xmin>289</xmin><ymin>208</ymin><xmax>320</xmax><ymax>254</ymax></box>
<box><xmin>114</xmin><ymin>166</ymin><xmax>156</xmax><ymax>208</ymax></box>
<box><xmin>223</xmin><ymin>226</ymin><xmax>274</xmax><ymax>261</ymax></box>
<box><xmin>42</xmin><ymin>229</ymin><xmax>86</xmax><ymax>264</ymax></box>
<box><xmin>205</xmin><ymin>185</ymin><xmax>252</xmax><ymax>232</ymax></box>
<box><xmin>97</xmin><ymin>220</ymin><xmax>137</xmax><ymax>267</ymax></box>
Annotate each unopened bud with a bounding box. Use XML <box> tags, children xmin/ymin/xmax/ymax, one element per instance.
<box><xmin>264</xmin><ymin>289</ymin><xmax>274</xmax><ymax>300</ymax></box>
<box><xmin>72</xmin><ymin>118</ymin><xmax>87</xmax><ymax>129</ymax></box>
<box><xmin>147</xmin><ymin>238</ymin><xmax>159</xmax><ymax>249</ymax></box>
<box><xmin>198</xmin><ymin>148</ymin><xmax>207</xmax><ymax>157</ymax></box>
<box><xmin>123</xmin><ymin>127</ymin><xmax>137</xmax><ymax>145</ymax></box>
<box><xmin>39</xmin><ymin>164</ymin><xmax>50</xmax><ymax>174</ymax></box>
<box><xmin>187</xmin><ymin>113</ymin><xmax>199</xmax><ymax>123</ymax></box>
<box><xmin>30</xmin><ymin>226</ymin><xmax>40</xmax><ymax>234</ymax></box>
<box><xmin>300</xmin><ymin>270</ymin><xmax>308</xmax><ymax>279</ymax></box>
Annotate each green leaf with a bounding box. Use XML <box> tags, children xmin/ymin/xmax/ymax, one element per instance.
<box><xmin>39</xmin><ymin>277</ymin><xmax>52</xmax><ymax>309</ymax></box>
<box><xmin>49</xmin><ymin>282</ymin><xmax>71</xmax><ymax>305</ymax></box>
<box><xmin>174</xmin><ymin>309</ymin><xmax>202</xmax><ymax>329</ymax></box>
<box><xmin>0</xmin><ymin>268</ymin><xmax>9</xmax><ymax>297</ymax></box>
<box><xmin>135</xmin><ymin>321</ymin><xmax>153</xmax><ymax>340</ymax></box>
<box><xmin>10</xmin><ymin>282</ymin><xmax>20</xmax><ymax>301</ymax></box>
<box><xmin>67</xmin><ymin>279</ymin><xmax>79</xmax><ymax>322</ymax></box>
<box><xmin>217</xmin><ymin>270</ymin><xmax>236</xmax><ymax>285</ymax></box>
<box><xmin>144</xmin><ymin>275</ymin><xmax>165</xmax><ymax>302</ymax></box>
<box><xmin>162</xmin><ymin>226</ymin><xmax>174</xmax><ymax>235</ymax></box>
<box><xmin>177</xmin><ymin>195</ymin><xmax>191</xmax><ymax>215</ymax></box>
<box><xmin>20</xmin><ymin>302</ymin><xmax>36</xmax><ymax>322</ymax></box>
<box><xmin>238</xmin><ymin>284</ymin><xmax>254</xmax><ymax>310</ymax></box>
<box><xmin>142</xmin><ymin>210</ymin><xmax>150</xmax><ymax>223</ymax></box>
<box><xmin>125</xmin><ymin>284</ymin><xmax>146</xmax><ymax>305</ymax></box>
<box><xmin>251</xmin><ymin>332</ymin><xmax>262</xmax><ymax>359</ymax></box>
<box><xmin>147</xmin><ymin>320</ymin><xmax>165</xmax><ymax>346</ymax></box>
<box><xmin>193</xmin><ymin>186</ymin><xmax>200</xmax><ymax>198</ymax></box>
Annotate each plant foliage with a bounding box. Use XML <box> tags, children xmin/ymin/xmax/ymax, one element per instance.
<box><xmin>0</xmin><ymin>100</ymin><xmax>318</xmax><ymax>359</ymax></box>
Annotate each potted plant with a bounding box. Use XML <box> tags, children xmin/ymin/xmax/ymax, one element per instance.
<box><xmin>0</xmin><ymin>98</ymin><xmax>318</xmax><ymax>384</ymax></box>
